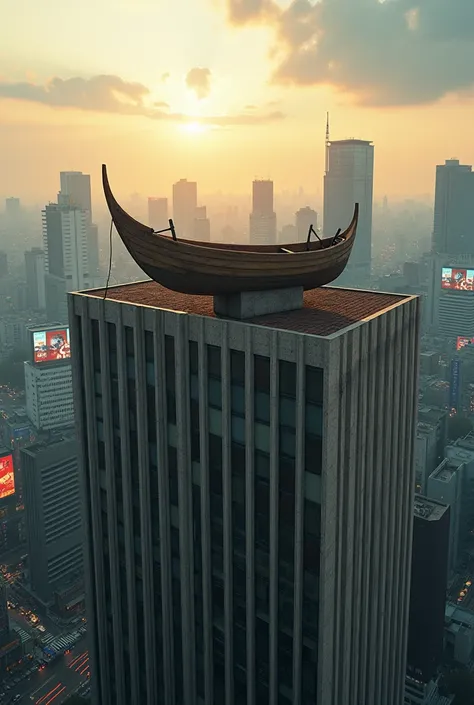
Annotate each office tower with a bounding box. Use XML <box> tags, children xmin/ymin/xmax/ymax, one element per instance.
<box><xmin>60</xmin><ymin>171</ymin><xmax>92</xmax><ymax>218</ymax></box>
<box><xmin>194</xmin><ymin>205</ymin><xmax>211</xmax><ymax>241</ymax></box>
<box><xmin>25</xmin><ymin>248</ymin><xmax>46</xmax><ymax>310</ymax></box>
<box><xmin>42</xmin><ymin>200</ymin><xmax>90</xmax><ymax>322</ymax></box>
<box><xmin>173</xmin><ymin>179</ymin><xmax>197</xmax><ymax>238</ymax></box>
<box><xmin>0</xmin><ymin>575</ymin><xmax>8</xmax><ymax>641</ymax></box>
<box><xmin>249</xmin><ymin>179</ymin><xmax>277</xmax><ymax>244</ymax></box>
<box><xmin>295</xmin><ymin>207</ymin><xmax>318</xmax><ymax>243</ymax></box>
<box><xmin>21</xmin><ymin>435</ymin><xmax>83</xmax><ymax>604</ymax></box>
<box><xmin>324</xmin><ymin>139</ymin><xmax>374</xmax><ymax>283</ymax></box>
<box><xmin>0</xmin><ymin>251</ymin><xmax>7</xmax><ymax>277</ymax></box>
<box><xmin>428</xmin><ymin>254</ymin><xmax>474</xmax><ymax>339</ymax></box>
<box><xmin>70</xmin><ymin>280</ymin><xmax>419</xmax><ymax>705</ymax></box>
<box><xmin>407</xmin><ymin>496</ymin><xmax>449</xmax><ymax>683</ymax></box>
<box><xmin>5</xmin><ymin>197</ymin><xmax>20</xmax><ymax>217</ymax></box>
<box><xmin>432</xmin><ymin>159</ymin><xmax>474</xmax><ymax>256</ymax></box>
<box><xmin>148</xmin><ymin>197</ymin><xmax>168</xmax><ymax>230</ymax></box>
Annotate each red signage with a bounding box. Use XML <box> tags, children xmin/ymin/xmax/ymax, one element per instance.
<box><xmin>457</xmin><ymin>336</ymin><xmax>474</xmax><ymax>351</ymax></box>
<box><xmin>0</xmin><ymin>454</ymin><xmax>15</xmax><ymax>500</ymax></box>
<box><xmin>33</xmin><ymin>328</ymin><xmax>71</xmax><ymax>364</ymax></box>
<box><xmin>441</xmin><ymin>267</ymin><xmax>474</xmax><ymax>291</ymax></box>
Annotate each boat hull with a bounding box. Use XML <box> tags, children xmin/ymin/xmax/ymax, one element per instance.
<box><xmin>102</xmin><ymin>165</ymin><xmax>358</xmax><ymax>296</ymax></box>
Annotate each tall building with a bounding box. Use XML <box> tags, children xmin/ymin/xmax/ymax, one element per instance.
<box><xmin>60</xmin><ymin>171</ymin><xmax>92</xmax><ymax>218</ymax></box>
<box><xmin>21</xmin><ymin>435</ymin><xmax>83</xmax><ymax>604</ymax></box>
<box><xmin>148</xmin><ymin>198</ymin><xmax>168</xmax><ymax>230</ymax></box>
<box><xmin>5</xmin><ymin>197</ymin><xmax>20</xmax><ymax>218</ymax></box>
<box><xmin>194</xmin><ymin>206</ymin><xmax>211</xmax><ymax>241</ymax></box>
<box><xmin>42</xmin><ymin>200</ymin><xmax>90</xmax><ymax>322</ymax></box>
<box><xmin>324</xmin><ymin>139</ymin><xmax>374</xmax><ymax>283</ymax></box>
<box><xmin>428</xmin><ymin>254</ymin><xmax>474</xmax><ymax>339</ymax></box>
<box><xmin>0</xmin><ymin>251</ymin><xmax>7</xmax><ymax>277</ymax></box>
<box><xmin>0</xmin><ymin>448</ymin><xmax>21</xmax><ymax>554</ymax></box>
<box><xmin>407</xmin><ymin>496</ymin><xmax>449</xmax><ymax>684</ymax></box>
<box><xmin>70</xmin><ymin>281</ymin><xmax>420</xmax><ymax>705</ymax></box>
<box><xmin>0</xmin><ymin>575</ymin><xmax>9</xmax><ymax>642</ymax></box>
<box><xmin>249</xmin><ymin>179</ymin><xmax>277</xmax><ymax>244</ymax></box>
<box><xmin>173</xmin><ymin>179</ymin><xmax>197</xmax><ymax>238</ymax></box>
<box><xmin>295</xmin><ymin>207</ymin><xmax>318</xmax><ymax>243</ymax></box>
<box><xmin>25</xmin><ymin>248</ymin><xmax>46</xmax><ymax>310</ymax></box>
<box><xmin>432</xmin><ymin>159</ymin><xmax>474</xmax><ymax>256</ymax></box>
<box><xmin>25</xmin><ymin>361</ymin><xmax>74</xmax><ymax>431</ymax></box>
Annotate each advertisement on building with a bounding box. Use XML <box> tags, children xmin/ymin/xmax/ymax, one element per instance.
<box><xmin>441</xmin><ymin>268</ymin><xmax>474</xmax><ymax>291</ymax></box>
<box><xmin>33</xmin><ymin>328</ymin><xmax>71</xmax><ymax>364</ymax></box>
<box><xmin>0</xmin><ymin>453</ymin><xmax>15</xmax><ymax>500</ymax></box>
<box><xmin>457</xmin><ymin>336</ymin><xmax>474</xmax><ymax>351</ymax></box>
<box><xmin>450</xmin><ymin>358</ymin><xmax>461</xmax><ymax>412</ymax></box>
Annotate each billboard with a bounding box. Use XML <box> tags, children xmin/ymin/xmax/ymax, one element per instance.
<box><xmin>450</xmin><ymin>358</ymin><xmax>461</xmax><ymax>411</ymax></box>
<box><xmin>33</xmin><ymin>328</ymin><xmax>70</xmax><ymax>364</ymax></box>
<box><xmin>0</xmin><ymin>454</ymin><xmax>15</xmax><ymax>500</ymax></box>
<box><xmin>457</xmin><ymin>336</ymin><xmax>474</xmax><ymax>351</ymax></box>
<box><xmin>441</xmin><ymin>267</ymin><xmax>474</xmax><ymax>291</ymax></box>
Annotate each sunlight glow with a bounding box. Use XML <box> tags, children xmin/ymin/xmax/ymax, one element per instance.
<box><xmin>180</xmin><ymin>121</ymin><xmax>209</xmax><ymax>135</ymax></box>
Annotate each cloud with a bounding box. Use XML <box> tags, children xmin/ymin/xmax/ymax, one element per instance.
<box><xmin>185</xmin><ymin>67</ymin><xmax>212</xmax><ymax>99</ymax></box>
<box><xmin>228</xmin><ymin>0</ymin><xmax>279</xmax><ymax>25</ymax></box>
<box><xmin>227</xmin><ymin>0</ymin><xmax>474</xmax><ymax>106</ymax></box>
<box><xmin>0</xmin><ymin>73</ymin><xmax>284</xmax><ymax>127</ymax></box>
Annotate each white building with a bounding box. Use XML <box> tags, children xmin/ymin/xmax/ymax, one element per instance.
<box><xmin>24</xmin><ymin>361</ymin><xmax>74</xmax><ymax>431</ymax></box>
<box><xmin>428</xmin><ymin>254</ymin><xmax>474</xmax><ymax>339</ymax></box>
<box><xmin>324</xmin><ymin>139</ymin><xmax>374</xmax><ymax>285</ymax></box>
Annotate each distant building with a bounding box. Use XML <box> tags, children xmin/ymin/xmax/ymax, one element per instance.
<box><xmin>70</xmin><ymin>281</ymin><xmax>420</xmax><ymax>705</ymax></box>
<box><xmin>249</xmin><ymin>179</ymin><xmax>276</xmax><ymax>244</ymax></box>
<box><xmin>21</xmin><ymin>435</ymin><xmax>83</xmax><ymax>604</ymax></box>
<box><xmin>60</xmin><ymin>171</ymin><xmax>92</xmax><ymax>218</ymax></box>
<box><xmin>5</xmin><ymin>198</ymin><xmax>20</xmax><ymax>218</ymax></box>
<box><xmin>42</xmin><ymin>200</ymin><xmax>90</xmax><ymax>322</ymax></box>
<box><xmin>194</xmin><ymin>205</ymin><xmax>210</xmax><ymax>241</ymax></box>
<box><xmin>432</xmin><ymin>159</ymin><xmax>474</xmax><ymax>256</ymax></box>
<box><xmin>24</xmin><ymin>248</ymin><xmax>46</xmax><ymax>311</ymax></box>
<box><xmin>407</xmin><ymin>496</ymin><xmax>449</xmax><ymax>684</ymax></box>
<box><xmin>24</xmin><ymin>361</ymin><xmax>74</xmax><ymax>431</ymax></box>
<box><xmin>295</xmin><ymin>207</ymin><xmax>318</xmax><ymax>243</ymax></box>
<box><xmin>444</xmin><ymin>603</ymin><xmax>474</xmax><ymax>665</ymax></box>
<box><xmin>0</xmin><ymin>448</ymin><xmax>22</xmax><ymax>554</ymax></box>
<box><xmin>280</xmin><ymin>223</ymin><xmax>297</xmax><ymax>244</ymax></box>
<box><xmin>148</xmin><ymin>197</ymin><xmax>168</xmax><ymax>230</ymax></box>
<box><xmin>324</xmin><ymin>139</ymin><xmax>374</xmax><ymax>284</ymax></box>
<box><xmin>428</xmin><ymin>459</ymin><xmax>463</xmax><ymax>574</ymax></box>
<box><xmin>0</xmin><ymin>251</ymin><xmax>7</xmax><ymax>278</ymax></box>
<box><xmin>173</xmin><ymin>179</ymin><xmax>197</xmax><ymax>239</ymax></box>
<box><xmin>428</xmin><ymin>254</ymin><xmax>474</xmax><ymax>339</ymax></box>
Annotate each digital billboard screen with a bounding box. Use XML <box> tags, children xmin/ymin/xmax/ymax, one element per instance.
<box><xmin>0</xmin><ymin>454</ymin><xmax>15</xmax><ymax>500</ymax></box>
<box><xmin>457</xmin><ymin>337</ymin><xmax>474</xmax><ymax>351</ymax></box>
<box><xmin>441</xmin><ymin>268</ymin><xmax>474</xmax><ymax>291</ymax></box>
<box><xmin>33</xmin><ymin>328</ymin><xmax>71</xmax><ymax>364</ymax></box>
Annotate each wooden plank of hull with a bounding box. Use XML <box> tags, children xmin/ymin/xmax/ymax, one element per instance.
<box><xmin>102</xmin><ymin>164</ymin><xmax>358</xmax><ymax>295</ymax></box>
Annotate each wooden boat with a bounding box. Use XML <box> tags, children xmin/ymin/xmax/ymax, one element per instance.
<box><xmin>102</xmin><ymin>164</ymin><xmax>358</xmax><ymax>296</ymax></box>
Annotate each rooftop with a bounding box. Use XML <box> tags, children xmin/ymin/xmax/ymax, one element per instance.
<box><xmin>430</xmin><ymin>459</ymin><xmax>460</xmax><ymax>483</ymax></box>
<box><xmin>85</xmin><ymin>281</ymin><xmax>409</xmax><ymax>337</ymax></box>
<box><xmin>414</xmin><ymin>495</ymin><xmax>449</xmax><ymax>521</ymax></box>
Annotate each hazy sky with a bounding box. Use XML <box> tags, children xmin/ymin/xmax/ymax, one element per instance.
<box><xmin>2</xmin><ymin>0</ymin><xmax>474</xmax><ymax>203</ymax></box>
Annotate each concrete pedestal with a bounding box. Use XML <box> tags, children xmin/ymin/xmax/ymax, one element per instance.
<box><xmin>214</xmin><ymin>287</ymin><xmax>304</xmax><ymax>320</ymax></box>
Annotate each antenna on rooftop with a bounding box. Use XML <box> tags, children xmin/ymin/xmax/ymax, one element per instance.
<box><xmin>325</xmin><ymin>112</ymin><xmax>330</xmax><ymax>176</ymax></box>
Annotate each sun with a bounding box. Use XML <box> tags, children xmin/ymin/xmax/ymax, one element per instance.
<box><xmin>180</xmin><ymin>121</ymin><xmax>209</xmax><ymax>135</ymax></box>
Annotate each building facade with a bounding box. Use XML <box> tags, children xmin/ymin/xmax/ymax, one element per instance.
<box><xmin>432</xmin><ymin>159</ymin><xmax>474</xmax><ymax>256</ymax></box>
<box><xmin>21</xmin><ymin>435</ymin><xmax>83</xmax><ymax>603</ymax></box>
<box><xmin>173</xmin><ymin>180</ymin><xmax>198</xmax><ymax>239</ymax></box>
<box><xmin>324</xmin><ymin>139</ymin><xmax>374</xmax><ymax>284</ymax></box>
<box><xmin>70</xmin><ymin>282</ymin><xmax>419</xmax><ymax>705</ymax></box>
<box><xmin>249</xmin><ymin>180</ymin><xmax>277</xmax><ymax>244</ymax></box>
<box><xmin>25</xmin><ymin>248</ymin><xmax>46</xmax><ymax>311</ymax></box>
<box><xmin>24</xmin><ymin>361</ymin><xmax>74</xmax><ymax>431</ymax></box>
<box><xmin>60</xmin><ymin>171</ymin><xmax>92</xmax><ymax>218</ymax></box>
<box><xmin>148</xmin><ymin>198</ymin><xmax>169</xmax><ymax>231</ymax></box>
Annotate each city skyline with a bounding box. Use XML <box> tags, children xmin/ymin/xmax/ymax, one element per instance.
<box><xmin>1</xmin><ymin>2</ymin><xmax>474</xmax><ymax>201</ymax></box>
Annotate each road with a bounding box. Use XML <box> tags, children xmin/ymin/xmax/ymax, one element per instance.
<box><xmin>1</xmin><ymin>636</ymin><xmax>90</xmax><ymax>705</ymax></box>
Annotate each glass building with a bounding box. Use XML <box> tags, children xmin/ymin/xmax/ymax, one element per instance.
<box><xmin>69</xmin><ymin>282</ymin><xmax>420</xmax><ymax>705</ymax></box>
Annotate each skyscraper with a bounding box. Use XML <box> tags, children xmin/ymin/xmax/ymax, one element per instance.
<box><xmin>173</xmin><ymin>179</ymin><xmax>197</xmax><ymax>238</ymax></box>
<box><xmin>249</xmin><ymin>179</ymin><xmax>277</xmax><ymax>244</ymax></box>
<box><xmin>42</xmin><ymin>199</ymin><xmax>90</xmax><ymax>321</ymax></box>
<box><xmin>69</xmin><ymin>280</ymin><xmax>419</xmax><ymax>705</ymax></box>
<box><xmin>148</xmin><ymin>197</ymin><xmax>168</xmax><ymax>230</ymax></box>
<box><xmin>5</xmin><ymin>197</ymin><xmax>20</xmax><ymax>218</ymax></box>
<box><xmin>295</xmin><ymin>207</ymin><xmax>318</xmax><ymax>243</ymax></box>
<box><xmin>194</xmin><ymin>205</ymin><xmax>211</xmax><ymax>241</ymax></box>
<box><xmin>60</xmin><ymin>171</ymin><xmax>92</xmax><ymax>218</ymax></box>
<box><xmin>432</xmin><ymin>159</ymin><xmax>474</xmax><ymax>255</ymax></box>
<box><xmin>324</xmin><ymin>139</ymin><xmax>374</xmax><ymax>283</ymax></box>
<box><xmin>25</xmin><ymin>248</ymin><xmax>46</xmax><ymax>310</ymax></box>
